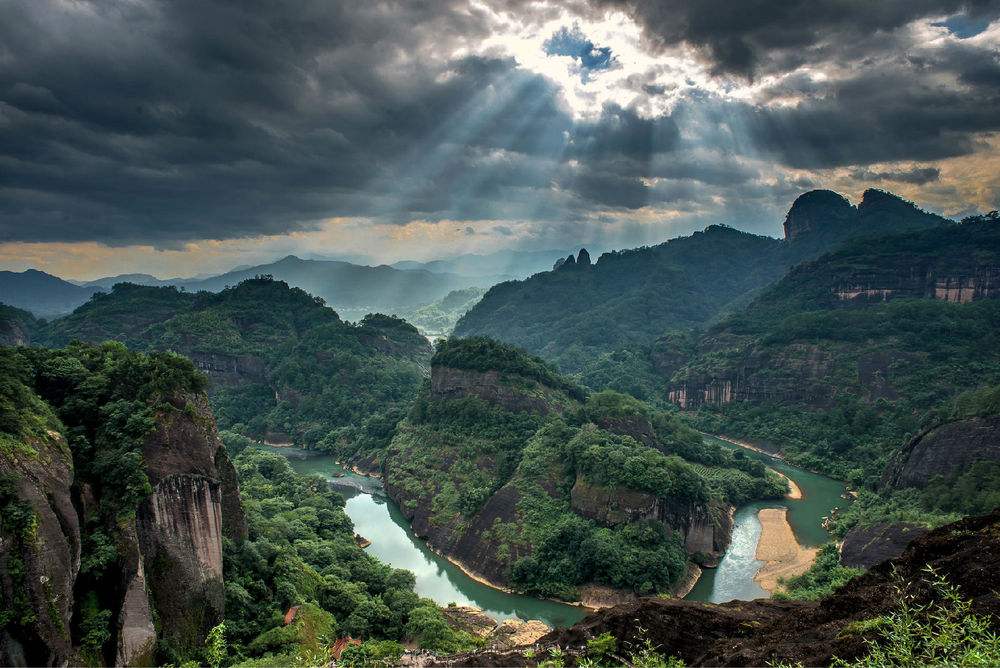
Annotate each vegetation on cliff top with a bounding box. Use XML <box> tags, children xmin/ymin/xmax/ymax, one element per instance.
<box><xmin>0</xmin><ymin>342</ymin><xmax>208</xmax><ymax>664</ymax></box>
<box><xmin>679</xmin><ymin>219</ymin><xmax>1000</xmax><ymax>534</ymax></box>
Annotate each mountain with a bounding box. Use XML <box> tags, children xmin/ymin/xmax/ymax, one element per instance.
<box><xmin>73</xmin><ymin>273</ymin><xmax>190</xmax><ymax>289</ymax></box>
<box><xmin>668</xmin><ymin>216</ymin><xmax>1000</xmax><ymax>481</ymax></box>
<box><xmin>455</xmin><ymin>227</ymin><xmax>788</xmax><ymax>378</ymax></box>
<box><xmin>0</xmin><ymin>343</ymin><xmax>245</xmax><ymax>665</ymax></box>
<box><xmin>0</xmin><ymin>269</ymin><xmax>101</xmax><ymax>317</ymax></box>
<box><xmin>383</xmin><ymin>337</ymin><xmax>785</xmax><ymax>602</ymax></box>
<box><xmin>174</xmin><ymin>254</ymin><xmax>493</xmax><ymax>320</ymax></box>
<box><xmin>392</xmin><ymin>249</ymin><xmax>573</xmax><ymax>279</ymax></box>
<box><xmin>36</xmin><ymin>277</ymin><xmax>433</xmax><ymax>453</ymax></box>
<box><xmin>0</xmin><ymin>304</ymin><xmax>39</xmax><ymax>345</ymax></box>
<box><xmin>453</xmin><ymin>189</ymin><xmax>951</xmax><ymax>397</ymax></box>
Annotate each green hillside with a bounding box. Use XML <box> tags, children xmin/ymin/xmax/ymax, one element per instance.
<box><xmin>36</xmin><ymin>277</ymin><xmax>432</xmax><ymax>456</ymax></box>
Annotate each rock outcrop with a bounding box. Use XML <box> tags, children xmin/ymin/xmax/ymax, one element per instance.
<box><xmin>783</xmin><ymin>188</ymin><xmax>947</xmax><ymax>246</ymax></box>
<box><xmin>839</xmin><ymin>522</ymin><xmax>928</xmax><ymax>569</ymax></box>
<box><xmin>436</xmin><ymin>510</ymin><xmax>1000</xmax><ymax>667</ymax></box>
<box><xmin>783</xmin><ymin>189</ymin><xmax>858</xmax><ymax>242</ymax></box>
<box><xmin>0</xmin><ymin>432</ymin><xmax>79</xmax><ymax>667</ymax></box>
<box><xmin>881</xmin><ymin>415</ymin><xmax>1000</xmax><ymax>489</ymax></box>
<box><xmin>569</xmin><ymin>477</ymin><xmax>733</xmax><ymax>562</ymax></box>
<box><xmin>0</xmin><ymin>393</ymin><xmax>246</xmax><ymax>665</ymax></box>
<box><xmin>430</xmin><ymin>366</ymin><xmax>566</xmax><ymax>415</ymax></box>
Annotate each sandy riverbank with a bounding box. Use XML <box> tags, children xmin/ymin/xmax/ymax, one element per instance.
<box><xmin>770</xmin><ymin>468</ymin><xmax>803</xmax><ymax>500</ymax></box>
<box><xmin>753</xmin><ymin>508</ymin><xmax>818</xmax><ymax>592</ymax></box>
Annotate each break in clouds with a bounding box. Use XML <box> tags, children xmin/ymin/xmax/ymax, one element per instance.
<box><xmin>1</xmin><ymin>0</ymin><xmax>999</xmax><ymax>257</ymax></box>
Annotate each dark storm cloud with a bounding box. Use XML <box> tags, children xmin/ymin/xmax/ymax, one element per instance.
<box><xmin>0</xmin><ymin>0</ymin><xmax>517</xmax><ymax>245</ymax></box>
<box><xmin>2</xmin><ymin>0</ymin><xmax>999</xmax><ymax>249</ymax></box>
<box><xmin>593</xmin><ymin>0</ymin><xmax>1000</xmax><ymax>78</ymax></box>
<box><xmin>849</xmin><ymin>167</ymin><xmax>942</xmax><ymax>185</ymax></box>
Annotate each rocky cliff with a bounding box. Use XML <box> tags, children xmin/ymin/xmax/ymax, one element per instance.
<box><xmin>0</xmin><ymin>386</ymin><xmax>246</xmax><ymax>666</ymax></box>
<box><xmin>0</xmin><ymin>431</ymin><xmax>79</xmax><ymax>666</ymax></box>
<box><xmin>430</xmin><ymin>366</ymin><xmax>567</xmax><ymax>415</ymax></box>
<box><xmin>437</xmin><ymin>509</ymin><xmax>1000</xmax><ymax>667</ymax></box>
<box><xmin>667</xmin><ymin>216</ymin><xmax>999</xmax><ymax>413</ymax></box>
<box><xmin>881</xmin><ymin>415</ymin><xmax>1000</xmax><ymax>489</ymax></box>
<box><xmin>569</xmin><ymin>477</ymin><xmax>733</xmax><ymax>563</ymax></box>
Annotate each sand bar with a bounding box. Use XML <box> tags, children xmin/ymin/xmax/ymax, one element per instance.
<box><xmin>753</xmin><ymin>508</ymin><xmax>818</xmax><ymax>592</ymax></box>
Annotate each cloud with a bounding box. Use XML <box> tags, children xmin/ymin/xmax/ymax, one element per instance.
<box><xmin>849</xmin><ymin>167</ymin><xmax>942</xmax><ymax>185</ymax></box>
<box><xmin>0</xmin><ymin>0</ymin><xmax>997</xmax><ymax>260</ymax></box>
<box><xmin>591</xmin><ymin>0</ymin><xmax>1000</xmax><ymax>78</ymax></box>
<box><xmin>543</xmin><ymin>24</ymin><xmax>615</xmax><ymax>80</ymax></box>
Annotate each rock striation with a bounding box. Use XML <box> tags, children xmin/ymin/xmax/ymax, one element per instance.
<box><xmin>0</xmin><ymin>393</ymin><xmax>246</xmax><ymax>666</ymax></box>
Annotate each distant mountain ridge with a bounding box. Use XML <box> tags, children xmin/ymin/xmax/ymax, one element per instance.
<box><xmin>1</xmin><ymin>254</ymin><xmax>493</xmax><ymax>319</ymax></box>
<box><xmin>0</xmin><ymin>269</ymin><xmax>101</xmax><ymax>317</ymax></box>
<box><xmin>453</xmin><ymin>188</ymin><xmax>952</xmax><ymax>392</ymax></box>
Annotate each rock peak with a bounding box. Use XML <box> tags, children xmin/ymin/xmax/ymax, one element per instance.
<box><xmin>783</xmin><ymin>189</ymin><xmax>856</xmax><ymax>242</ymax></box>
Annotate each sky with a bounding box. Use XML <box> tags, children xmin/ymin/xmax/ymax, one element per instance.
<box><xmin>2</xmin><ymin>0</ymin><xmax>999</xmax><ymax>279</ymax></box>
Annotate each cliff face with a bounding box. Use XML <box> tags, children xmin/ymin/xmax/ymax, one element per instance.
<box><xmin>439</xmin><ymin>510</ymin><xmax>1000</xmax><ymax>667</ymax></box>
<box><xmin>0</xmin><ymin>393</ymin><xmax>246</xmax><ymax>666</ymax></box>
<box><xmin>881</xmin><ymin>415</ymin><xmax>1000</xmax><ymax>489</ymax></box>
<box><xmin>569</xmin><ymin>477</ymin><xmax>733</xmax><ymax>562</ymax></box>
<box><xmin>0</xmin><ymin>432</ymin><xmax>79</xmax><ymax>667</ymax></box>
<box><xmin>430</xmin><ymin>366</ymin><xmax>567</xmax><ymax>414</ymax></box>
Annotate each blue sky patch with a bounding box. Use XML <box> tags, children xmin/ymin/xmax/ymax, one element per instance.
<box><xmin>543</xmin><ymin>25</ymin><xmax>614</xmax><ymax>81</ymax></box>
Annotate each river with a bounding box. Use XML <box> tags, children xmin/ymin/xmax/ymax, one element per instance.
<box><xmin>258</xmin><ymin>435</ymin><xmax>845</xmax><ymax>625</ymax></box>
<box><xmin>685</xmin><ymin>436</ymin><xmax>847</xmax><ymax>603</ymax></box>
<box><xmin>262</xmin><ymin>446</ymin><xmax>587</xmax><ymax>628</ymax></box>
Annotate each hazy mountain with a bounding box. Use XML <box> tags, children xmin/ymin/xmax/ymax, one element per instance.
<box><xmin>391</xmin><ymin>248</ymin><xmax>574</xmax><ymax>279</ymax></box>
<box><xmin>0</xmin><ymin>269</ymin><xmax>101</xmax><ymax>317</ymax></box>
<box><xmin>174</xmin><ymin>254</ymin><xmax>493</xmax><ymax>319</ymax></box>
<box><xmin>73</xmin><ymin>273</ymin><xmax>188</xmax><ymax>289</ymax></box>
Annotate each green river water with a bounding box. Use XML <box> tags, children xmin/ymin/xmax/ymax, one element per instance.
<box><xmin>260</xmin><ymin>435</ymin><xmax>846</xmax><ymax>626</ymax></box>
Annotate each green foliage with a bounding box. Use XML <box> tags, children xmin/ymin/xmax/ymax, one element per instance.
<box><xmin>205</xmin><ymin>622</ymin><xmax>228</xmax><ymax>668</ymax></box>
<box><xmin>585</xmin><ymin>632</ymin><xmax>617</xmax><ymax>660</ymax></box>
<box><xmin>433</xmin><ymin>337</ymin><xmax>585</xmax><ymax>399</ymax></box>
<box><xmin>455</xmin><ymin>225</ymin><xmax>789</xmax><ymax>375</ymax></box>
<box><xmin>224</xmin><ymin>449</ymin><xmax>471</xmax><ymax>663</ymax></box>
<box><xmin>77</xmin><ymin>592</ymin><xmax>112</xmax><ymax>665</ymax></box>
<box><xmin>38</xmin><ymin>277</ymin><xmax>431</xmax><ymax>456</ymax></box>
<box><xmin>339</xmin><ymin>639</ymin><xmax>406</xmax><ymax>667</ymax></box>
<box><xmin>773</xmin><ymin>544</ymin><xmax>862</xmax><ymax>601</ymax></box>
<box><xmin>833</xmin><ymin>567</ymin><xmax>1000</xmax><ymax>667</ymax></box>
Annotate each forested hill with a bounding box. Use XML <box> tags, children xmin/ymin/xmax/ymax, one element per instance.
<box><xmin>455</xmin><ymin>225</ymin><xmax>786</xmax><ymax>374</ymax></box>
<box><xmin>670</xmin><ymin>214</ymin><xmax>1000</xmax><ymax>531</ymax></box>
<box><xmin>383</xmin><ymin>337</ymin><xmax>785</xmax><ymax>601</ymax></box>
<box><xmin>32</xmin><ymin>277</ymin><xmax>433</xmax><ymax>453</ymax></box>
<box><xmin>453</xmin><ymin>189</ymin><xmax>950</xmax><ymax>391</ymax></box>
